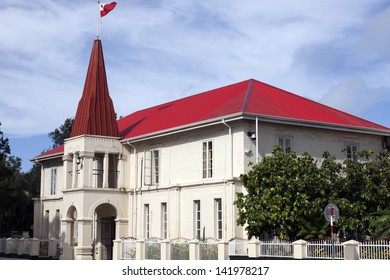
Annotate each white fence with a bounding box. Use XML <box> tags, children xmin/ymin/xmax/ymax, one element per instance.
<box><xmin>2</xmin><ymin>237</ymin><xmax>388</xmax><ymax>260</ymax></box>
<box><xmin>307</xmin><ymin>240</ymin><xmax>344</xmax><ymax>260</ymax></box>
<box><xmin>119</xmin><ymin>238</ymin><xmax>390</xmax><ymax>260</ymax></box>
<box><xmin>228</xmin><ymin>238</ymin><xmax>248</xmax><ymax>256</ymax></box>
<box><xmin>0</xmin><ymin>237</ymin><xmax>60</xmax><ymax>259</ymax></box>
<box><xmin>259</xmin><ymin>240</ymin><xmax>294</xmax><ymax>258</ymax></box>
<box><xmin>359</xmin><ymin>240</ymin><xmax>390</xmax><ymax>260</ymax></box>
<box><xmin>170</xmin><ymin>239</ymin><xmax>189</xmax><ymax>260</ymax></box>
<box><xmin>121</xmin><ymin>238</ymin><xmax>136</xmax><ymax>260</ymax></box>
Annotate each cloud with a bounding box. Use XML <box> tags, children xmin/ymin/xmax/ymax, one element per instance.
<box><xmin>1</xmin><ymin>0</ymin><xmax>390</xmax><ymax>140</ymax></box>
<box><xmin>355</xmin><ymin>5</ymin><xmax>390</xmax><ymax>61</ymax></box>
<box><xmin>320</xmin><ymin>79</ymin><xmax>389</xmax><ymax>116</ymax></box>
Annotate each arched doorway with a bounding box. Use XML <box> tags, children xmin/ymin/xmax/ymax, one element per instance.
<box><xmin>68</xmin><ymin>206</ymin><xmax>78</xmax><ymax>246</ymax></box>
<box><xmin>61</xmin><ymin>206</ymin><xmax>78</xmax><ymax>260</ymax></box>
<box><xmin>93</xmin><ymin>203</ymin><xmax>117</xmax><ymax>260</ymax></box>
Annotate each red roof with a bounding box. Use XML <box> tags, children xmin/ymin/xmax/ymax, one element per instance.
<box><xmin>71</xmin><ymin>39</ymin><xmax>119</xmax><ymax>138</ymax></box>
<box><xmin>34</xmin><ymin>145</ymin><xmax>64</xmax><ymax>159</ymax></box>
<box><xmin>35</xmin><ymin>79</ymin><xmax>390</xmax><ymax>160</ymax></box>
<box><xmin>118</xmin><ymin>79</ymin><xmax>390</xmax><ymax>140</ymax></box>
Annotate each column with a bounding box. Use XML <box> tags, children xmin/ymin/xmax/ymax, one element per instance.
<box><xmin>63</xmin><ymin>154</ymin><xmax>73</xmax><ymax>189</ymax></box>
<box><xmin>79</xmin><ymin>152</ymin><xmax>94</xmax><ymax>188</ymax></box>
<box><xmin>75</xmin><ymin>218</ymin><xmax>94</xmax><ymax>260</ymax></box>
<box><xmin>72</xmin><ymin>153</ymin><xmax>78</xmax><ymax>188</ymax></box>
<box><xmin>115</xmin><ymin>218</ymin><xmax>128</xmax><ymax>240</ymax></box>
<box><xmin>103</xmin><ymin>153</ymin><xmax>109</xmax><ymax>188</ymax></box>
<box><xmin>61</xmin><ymin>218</ymin><xmax>74</xmax><ymax>260</ymax></box>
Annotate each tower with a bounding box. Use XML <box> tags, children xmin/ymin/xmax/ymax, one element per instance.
<box><xmin>60</xmin><ymin>39</ymin><xmax>127</xmax><ymax>260</ymax></box>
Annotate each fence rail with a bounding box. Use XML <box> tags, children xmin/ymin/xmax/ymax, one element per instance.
<box><xmin>259</xmin><ymin>240</ymin><xmax>294</xmax><ymax>258</ymax></box>
<box><xmin>170</xmin><ymin>239</ymin><xmax>189</xmax><ymax>260</ymax></box>
<box><xmin>307</xmin><ymin>240</ymin><xmax>344</xmax><ymax>260</ymax></box>
<box><xmin>229</xmin><ymin>238</ymin><xmax>248</xmax><ymax>256</ymax></box>
<box><xmin>0</xmin><ymin>237</ymin><xmax>60</xmax><ymax>259</ymax></box>
<box><xmin>1</xmin><ymin>237</ymin><xmax>389</xmax><ymax>260</ymax></box>
<box><xmin>145</xmin><ymin>239</ymin><xmax>161</xmax><ymax>260</ymax></box>
<box><xmin>121</xmin><ymin>238</ymin><xmax>136</xmax><ymax>260</ymax></box>
<box><xmin>359</xmin><ymin>240</ymin><xmax>390</xmax><ymax>260</ymax></box>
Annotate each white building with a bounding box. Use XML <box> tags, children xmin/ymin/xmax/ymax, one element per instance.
<box><xmin>33</xmin><ymin>39</ymin><xmax>390</xmax><ymax>260</ymax></box>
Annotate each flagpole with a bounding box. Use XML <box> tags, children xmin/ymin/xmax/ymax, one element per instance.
<box><xmin>97</xmin><ymin>0</ymin><xmax>100</xmax><ymax>39</ymax></box>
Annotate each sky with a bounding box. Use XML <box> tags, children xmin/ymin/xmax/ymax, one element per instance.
<box><xmin>1</xmin><ymin>0</ymin><xmax>390</xmax><ymax>172</ymax></box>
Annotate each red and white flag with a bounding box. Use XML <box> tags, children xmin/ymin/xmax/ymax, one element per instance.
<box><xmin>100</xmin><ymin>2</ymin><xmax>117</xmax><ymax>17</ymax></box>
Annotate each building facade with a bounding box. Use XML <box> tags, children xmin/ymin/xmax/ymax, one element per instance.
<box><xmin>32</xmin><ymin>39</ymin><xmax>390</xmax><ymax>260</ymax></box>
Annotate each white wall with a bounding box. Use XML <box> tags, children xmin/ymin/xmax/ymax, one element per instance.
<box><xmin>37</xmin><ymin>118</ymin><xmax>386</xmax><ymax>243</ymax></box>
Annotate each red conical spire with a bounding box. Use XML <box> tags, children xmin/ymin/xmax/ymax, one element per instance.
<box><xmin>71</xmin><ymin>39</ymin><xmax>119</xmax><ymax>138</ymax></box>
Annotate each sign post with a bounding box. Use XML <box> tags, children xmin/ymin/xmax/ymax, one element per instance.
<box><xmin>324</xmin><ymin>203</ymin><xmax>339</xmax><ymax>260</ymax></box>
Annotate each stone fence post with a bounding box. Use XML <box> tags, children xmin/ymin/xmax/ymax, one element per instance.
<box><xmin>343</xmin><ymin>240</ymin><xmax>359</xmax><ymax>260</ymax></box>
<box><xmin>17</xmin><ymin>238</ymin><xmax>25</xmax><ymax>257</ymax></box>
<box><xmin>48</xmin><ymin>238</ymin><xmax>58</xmax><ymax>258</ymax></box>
<box><xmin>5</xmin><ymin>238</ymin><xmax>13</xmax><ymax>255</ymax></box>
<box><xmin>30</xmin><ymin>238</ymin><xmax>40</xmax><ymax>258</ymax></box>
<box><xmin>136</xmin><ymin>239</ymin><xmax>145</xmax><ymax>260</ymax></box>
<box><xmin>161</xmin><ymin>239</ymin><xmax>171</xmax><ymax>260</ymax></box>
<box><xmin>293</xmin><ymin>239</ymin><xmax>307</xmax><ymax>259</ymax></box>
<box><xmin>189</xmin><ymin>239</ymin><xmax>200</xmax><ymax>260</ymax></box>
<box><xmin>113</xmin><ymin>239</ymin><xmax>121</xmax><ymax>260</ymax></box>
<box><xmin>248</xmin><ymin>238</ymin><xmax>260</xmax><ymax>258</ymax></box>
<box><xmin>218</xmin><ymin>240</ymin><xmax>229</xmax><ymax>260</ymax></box>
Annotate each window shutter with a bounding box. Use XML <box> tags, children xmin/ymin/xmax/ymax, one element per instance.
<box><xmin>144</xmin><ymin>151</ymin><xmax>152</xmax><ymax>186</ymax></box>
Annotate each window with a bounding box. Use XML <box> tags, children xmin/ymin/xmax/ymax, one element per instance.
<box><xmin>50</xmin><ymin>168</ymin><xmax>57</xmax><ymax>195</ymax></box>
<box><xmin>108</xmin><ymin>154</ymin><xmax>119</xmax><ymax>188</ymax></box>
<box><xmin>144</xmin><ymin>150</ymin><xmax>160</xmax><ymax>186</ymax></box>
<box><xmin>54</xmin><ymin>209</ymin><xmax>60</xmax><ymax>239</ymax></box>
<box><xmin>202</xmin><ymin>141</ymin><xmax>213</xmax><ymax>178</ymax></box>
<box><xmin>346</xmin><ymin>144</ymin><xmax>358</xmax><ymax>161</ymax></box>
<box><xmin>194</xmin><ymin>200</ymin><xmax>201</xmax><ymax>239</ymax></box>
<box><xmin>278</xmin><ymin>136</ymin><xmax>292</xmax><ymax>151</ymax></box>
<box><xmin>93</xmin><ymin>153</ymin><xmax>104</xmax><ymax>188</ymax></box>
<box><xmin>161</xmin><ymin>203</ymin><xmax>168</xmax><ymax>239</ymax></box>
<box><xmin>44</xmin><ymin>210</ymin><xmax>49</xmax><ymax>238</ymax></box>
<box><xmin>144</xmin><ymin>204</ymin><xmax>150</xmax><ymax>239</ymax></box>
<box><xmin>215</xmin><ymin>199</ymin><xmax>222</xmax><ymax>240</ymax></box>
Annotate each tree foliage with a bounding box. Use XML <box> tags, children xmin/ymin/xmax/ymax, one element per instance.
<box><xmin>235</xmin><ymin>146</ymin><xmax>390</xmax><ymax>240</ymax></box>
<box><xmin>48</xmin><ymin>117</ymin><xmax>74</xmax><ymax>147</ymax></box>
<box><xmin>0</xmin><ymin>118</ymin><xmax>74</xmax><ymax>236</ymax></box>
<box><xmin>334</xmin><ymin>150</ymin><xmax>390</xmax><ymax>239</ymax></box>
<box><xmin>0</xmin><ymin>122</ymin><xmax>40</xmax><ymax>236</ymax></box>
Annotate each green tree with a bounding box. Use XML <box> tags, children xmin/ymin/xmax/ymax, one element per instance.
<box><xmin>235</xmin><ymin>146</ymin><xmax>339</xmax><ymax>240</ymax></box>
<box><xmin>48</xmin><ymin>117</ymin><xmax>74</xmax><ymax>147</ymax></box>
<box><xmin>0</xmin><ymin>122</ymin><xmax>11</xmax><ymax>175</ymax></box>
<box><xmin>368</xmin><ymin>210</ymin><xmax>390</xmax><ymax>238</ymax></box>
<box><xmin>335</xmin><ymin>149</ymin><xmax>390</xmax><ymax>239</ymax></box>
<box><xmin>236</xmin><ymin>146</ymin><xmax>390</xmax><ymax>241</ymax></box>
<box><xmin>0</xmin><ymin>122</ymin><xmax>12</xmax><ymax>234</ymax></box>
<box><xmin>0</xmin><ymin>122</ymin><xmax>40</xmax><ymax>236</ymax></box>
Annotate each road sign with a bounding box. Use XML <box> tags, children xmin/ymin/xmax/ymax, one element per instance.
<box><xmin>324</xmin><ymin>203</ymin><xmax>340</xmax><ymax>260</ymax></box>
<box><xmin>324</xmin><ymin>203</ymin><xmax>339</xmax><ymax>222</ymax></box>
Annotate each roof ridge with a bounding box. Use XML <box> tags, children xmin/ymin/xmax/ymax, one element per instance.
<box><xmin>242</xmin><ymin>79</ymin><xmax>254</xmax><ymax>112</ymax></box>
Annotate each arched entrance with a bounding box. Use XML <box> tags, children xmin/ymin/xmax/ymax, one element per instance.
<box><xmin>61</xmin><ymin>206</ymin><xmax>78</xmax><ymax>260</ymax></box>
<box><xmin>93</xmin><ymin>203</ymin><xmax>117</xmax><ymax>260</ymax></box>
